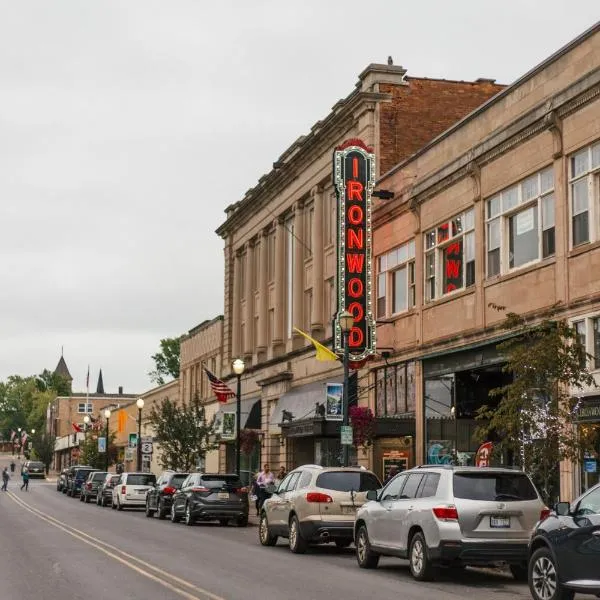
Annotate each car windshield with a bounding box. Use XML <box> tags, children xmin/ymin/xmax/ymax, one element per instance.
<box><xmin>28</xmin><ymin>462</ymin><xmax>44</xmax><ymax>469</ymax></box>
<box><xmin>92</xmin><ymin>473</ymin><xmax>107</xmax><ymax>481</ymax></box>
<box><xmin>316</xmin><ymin>471</ymin><xmax>381</xmax><ymax>492</ymax></box>
<box><xmin>127</xmin><ymin>474</ymin><xmax>156</xmax><ymax>486</ymax></box>
<box><xmin>453</xmin><ymin>472</ymin><xmax>538</xmax><ymax>501</ymax></box>
<box><xmin>170</xmin><ymin>474</ymin><xmax>188</xmax><ymax>489</ymax></box>
<box><xmin>75</xmin><ymin>470</ymin><xmax>94</xmax><ymax>479</ymax></box>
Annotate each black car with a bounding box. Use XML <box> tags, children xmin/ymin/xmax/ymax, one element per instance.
<box><xmin>96</xmin><ymin>473</ymin><xmax>120</xmax><ymax>507</ymax></box>
<box><xmin>57</xmin><ymin>468</ymin><xmax>69</xmax><ymax>491</ymax></box>
<box><xmin>145</xmin><ymin>471</ymin><xmax>189</xmax><ymax>519</ymax></box>
<box><xmin>65</xmin><ymin>466</ymin><xmax>97</xmax><ymax>497</ymax></box>
<box><xmin>24</xmin><ymin>461</ymin><xmax>46</xmax><ymax>478</ymax></box>
<box><xmin>528</xmin><ymin>483</ymin><xmax>600</xmax><ymax>600</ymax></box>
<box><xmin>170</xmin><ymin>473</ymin><xmax>249</xmax><ymax>527</ymax></box>
<box><xmin>80</xmin><ymin>471</ymin><xmax>108</xmax><ymax>503</ymax></box>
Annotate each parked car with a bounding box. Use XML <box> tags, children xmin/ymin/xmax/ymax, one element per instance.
<box><xmin>145</xmin><ymin>471</ymin><xmax>189</xmax><ymax>519</ymax></box>
<box><xmin>64</xmin><ymin>466</ymin><xmax>96</xmax><ymax>497</ymax></box>
<box><xmin>112</xmin><ymin>472</ymin><xmax>157</xmax><ymax>510</ymax></box>
<box><xmin>170</xmin><ymin>473</ymin><xmax>249</xmax><ymax>526</ymax></box>
<box><xmin>259</xmin><ymin>465</ymin><xmax>381</xmax><ymax>553</ymax></box>
<box><xmin>57</xmin><ymin>468</ymin><xmax>69</xmax><ymax>491</ymax></box>
<box><xmin>528</xmin><ymin>482</ymin><xmax>600</xmax><ymax>600</ymax></box>
<box><xmin>96</xmin><ymin>473</ymin><xmax>120</xmax><ymax>507</ymax></box>
<box><xmin>80</xmin><ymin>471</ymin><xmax>108</xmax><ymax>503</ymax></box>
<box><xmin>354</xmin><ymin>465</ymin><xmax>548</xmax><ymax>582</ymax></box>
<box><xmin>23</xmin><ymin>461</ymin><xmax>46</xmax><ymax>479</ymax></box>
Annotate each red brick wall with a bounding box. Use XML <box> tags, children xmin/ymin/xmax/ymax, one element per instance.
<box><xmin>379</xmin><ymin>78</ymin><xmax>505</xmax><ymax>175</ymax></box>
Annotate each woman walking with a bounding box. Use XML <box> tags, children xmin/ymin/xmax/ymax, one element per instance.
<box><xmin>20</xmin><ymin>467</ymin><xmax>29</xmax><ymax>491</ymax></box>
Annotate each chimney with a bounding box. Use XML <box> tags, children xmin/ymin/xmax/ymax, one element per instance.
<box><xmin>118</xmin><ymin>386</ymin><xmax>123</xmax><ymax>395</ymax></box>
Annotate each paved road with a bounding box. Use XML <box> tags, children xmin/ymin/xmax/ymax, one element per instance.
<box><xmin>0</xmin><ymin>455</ymin><xmax>532</xmax><ymax>600</ymax></box>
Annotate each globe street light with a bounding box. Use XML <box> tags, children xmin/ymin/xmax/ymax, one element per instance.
<box><xmin>104</xmin><ymin>409</ymin><xmax>111</xmax><ymax>472</ymax></box>
<box><xmin>339</xmin><ymin>309</ymin><xmax>354</xmax><ymax>467</ymax></box>
<box><xmin>136</xmin><ymin>398</ymin><xmax>145</xmax><ymax>471</ymax></box>
<box><xmin>232</xmin><ymin>358</ymin><xmax>245</xmax><ymax>478</ymax></box>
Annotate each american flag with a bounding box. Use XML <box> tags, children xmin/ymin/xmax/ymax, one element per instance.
<box><xmin>204</xmin><ymin>368</ymin><xmax>235</xmax><ymax>403</ymax></box>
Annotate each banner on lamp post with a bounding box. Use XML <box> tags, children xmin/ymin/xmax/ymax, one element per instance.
<box><xmin>98</xmin><ymin>437</ymin><xmax>106</xmax><ymax>453</ymax></box>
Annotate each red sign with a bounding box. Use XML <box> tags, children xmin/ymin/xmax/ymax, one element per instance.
<box><xmin>333</xmin><ymin>139</ymin><xmax>376</xmax><ymax>362</ymax></box>
<box><xmin>475</xmin><ymin>441</ymin><xmax>493</xmax><ymax>467</ymax></box>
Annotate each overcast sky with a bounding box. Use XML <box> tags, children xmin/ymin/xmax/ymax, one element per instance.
<box><xmin>0</xmin><ymin>1</ymin><xmax>598</xmax><ymax>395</ymax></box>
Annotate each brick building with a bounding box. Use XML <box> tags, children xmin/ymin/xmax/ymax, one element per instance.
<box><xmin>369</xmin><ymin>23</ymin><xmax>600</xmax><ymax>497</ymax></box>
<box><xmin>215</xmin><ymin>62</ymin><xmax>503</xmax><ymax>480</ymax></box>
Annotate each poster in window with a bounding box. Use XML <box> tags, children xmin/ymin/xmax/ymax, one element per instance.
<box><xmin>427</xmin><ymin>440</ymin><xmax>455</xmax><ymax>465</ymax></box>
<box><xmin>443</xmin><ymin>239</ymin><xmax>463</xmax><ymax>293</ymax></box>
<box><xmin>516</xmin><ymin>208</ymin><xmax>535</xmax><ymax>235</ymax></box>
<box><xmin>325</xmin><ymin>383</ymin><xmax>343</xmax><ymax>420</ymax></box>
<box><xmin>214</xmin><ymin>411</ymin><xmax>236</xmax><ymax>441</ymax></box>
<box><xmin>376</xmin><ymin>370</ymin><xmax>385</xmax><ymax>416</ymax></box>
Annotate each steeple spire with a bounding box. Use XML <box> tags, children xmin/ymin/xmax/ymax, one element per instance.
<box><xmin>96</xmin><ymin>369</ymin><xmax>105</xmax><ymax>395</ymax></box>
<box><xmin>54</xmin><ymin>353</ymin><xmax>73</xmax><ymax>394</ymax></box>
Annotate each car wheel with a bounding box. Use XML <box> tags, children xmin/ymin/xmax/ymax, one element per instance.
<box><xmin>237</xmin><ymin>516</ymin><xmax>248</xmax><ymax>527</ymax></box>
<box><xmin>170</xmin><ymin>504</ymin><xmax>180</xmax><ymax>523</ymax></box>
<box><xmin>335</xmin><ymin>539</ymin><xmax>353</xmax><ymax>549</ymax></box>
<box><xmin>288</xmin><ymin>516</ymin><xmax>307</xmax><ymax>554</ymax></box>
<box><xmin>79</xmin><ymin>493</ymin><xmax>84</xmax><ymax>502</ymax></box>
<box><xmin>86</xmin><ymin>494</ymin><xmax>92</xmax><ymax>503</ymax></box>
<box><xmin>157</xmin><ymin>500</ymin><xmax>166</xmax><ymax>520</ymax></box>
<box><xmin>409</xmin><ymin>532</ymin><xmax>435</xmax><ymax>581</ymax></box>
<box><xmin>219</xmin><ymin>518</ymin><xmax>229</xmax><ymax>527</ymax></box>
<box><xmin>529</xmin><ymin>547</ymin><xmax>574</xmax><ymax>600</ymax></box>
<box><xmin>66</xmin><ymin>488</ymin><xmax>72</xmax><ymax>497</ymax></box>
<box><xmin>145</xmin><ymin>500</ymin><xmax>155</xmax><ymax>518</ymax></box>
<box><xmin>111</xmin><ymin>499</ymin><xmax>116</xmax><ymax>509</ymax></box>
<box><xmin>510</xmin><ymin>563</ymin><xmax>528</xmax><ymax>582</ymax></box>
<box><xmin>96</xmin><ymin>495</ymin><xmax>101</xmax><ymax>506</ymax></box>
<box><xmin>355</xmin><ymin>525</ymin><xmax>379</xmax><ymax>569</ymax></box>
<box><xmin>259</xmin><ymin>513</ymin><xmax>277</xmax><ymax>546</ymax></box>
<box><xmin>184</xmin><ymin>504</ymin><xmax>195</xmax><ymax>526</ymax></box>
<box><xmin>117</xmin><ymin>497</ymin><xmax>123</xmax><ymax>511</ymax></box>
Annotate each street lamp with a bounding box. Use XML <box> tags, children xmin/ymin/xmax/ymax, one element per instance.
<box><xmin>104</xmin><ymin>409</ymin><xmax>111</xmax><ymax>472</ymax></box>
<box><xmin>339</xmin><ymin>309</ymin><xmax>354</xmax><ymax>467</ymax></box>
<box><xmin>136</xmin><ymin>398</ymin><xmax>144</xmax><ymax>471</ymax></box>
<box><xmin>232</xmin><ymin>358</ymin><xmax>245</xmax><ymax>478</ymax></box>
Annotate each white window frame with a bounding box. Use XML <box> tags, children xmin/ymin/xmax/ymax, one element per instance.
<box><xmin>424</xmin><ymin>209</ymin><xmax>475</xmax><ymax>302</ymax></box>
<box><xmin>485</xmin><ymin>166</ymin><xmax>555</xmax><ymax>278</ymax></box>
<box><xmin>571</xmin><ymin>315</ymin><xmax>600</xmax><ymax>372</ymax></box>
<box><xmin>77</xmin><ymin>403</ymin><xmax>93</xmax><ymax>414</ymax></box>
<box><xmin>569</xmin><ymin>141</ymin><xmax>600</xmax><ymax>248</ymax></box>
<box><xmin>376</xmin><ymin>240</ymin><xmax>416</xmax><ymax>318</ymax></box>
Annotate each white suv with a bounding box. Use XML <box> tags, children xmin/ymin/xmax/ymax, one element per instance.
<box><xmin>112</xmin><ymin>472</ymin><xmax>156</xmax><ymax>510</ymax></box>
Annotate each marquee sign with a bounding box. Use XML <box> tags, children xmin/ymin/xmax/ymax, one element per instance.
<box><xmin>333</xmin><ymin>138</ymin><xmax>376</xmax><ymax>362</ymax></box>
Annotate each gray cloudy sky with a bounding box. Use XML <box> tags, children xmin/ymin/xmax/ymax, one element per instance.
<box><xmin>1</xmin><ymin>1</ymin><xmax>598</xmax><ymax>394</ymax></box>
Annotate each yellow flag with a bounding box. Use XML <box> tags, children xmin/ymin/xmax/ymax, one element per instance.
<box><xmin>293</xmin><ymin>327</ymin><xmax>339</xmax><ymax>362</ymax></box>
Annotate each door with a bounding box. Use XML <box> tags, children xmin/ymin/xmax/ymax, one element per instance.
<box><xmin>174</xmin><ymin>475</ymin><xmax>194</xmax><ymax>514</ymax></box>
<box><xmin>369</xmin><ymin>474</ymin><xmax>407</xmax><ymax>547</ymax></box>
<box><xmin>383</xmin><ymin>473</ymin><xmax>424</xmax><ymax>550</ymax></box>
<box><xmin>267</xmin><ymin>472</ymin><xmax>297</xmax><ymax>531</ymax></box>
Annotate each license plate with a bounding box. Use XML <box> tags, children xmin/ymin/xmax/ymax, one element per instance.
<box><xmin>218</xmin><ymin>492</ymin><xmax>229</xmax><ymax>500</ymax></box>
<box><xmin>490</xmin><ymin>516</ymin><xmax>510</xmax><ymax>528</ymax></box>
<box><xmin>341</xmin><ymin>506</ymin><xmax>356</xmax><ymax>515</ymax></box>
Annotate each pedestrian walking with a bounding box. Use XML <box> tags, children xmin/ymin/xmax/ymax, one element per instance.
<box><xmin>1</xmin><ymin>467</ymin><xmax>9</xmax><ymax>491</ymax></box>
<box><xmin>256</xmin><ymin>463</ymin><xmax>275</xmax><ymax>511</ymax></box>
<box><xmin>275</xmin><ymin>466</ymin><xmax>286</xmax><ymax>485</ymax></box>
<box><xmin>10</xmin><ymin>460</ymin><xmax>15</xmax><ymax>473</ymax></box>
<box><xmin>20</xmin><ymin>467</ymin><xmax>29</xmax><ymax>491</ymax></box>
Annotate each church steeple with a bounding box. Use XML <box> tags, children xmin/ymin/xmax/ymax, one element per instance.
<box><xmin>96</xmin><ymin>369</ymin><xmax>105</xmax><ymax>395</ymax></box>
<box><xmin>54</xmin><ymin>352</ymin><xmax>73</xmax><ymax>394</ymax></box>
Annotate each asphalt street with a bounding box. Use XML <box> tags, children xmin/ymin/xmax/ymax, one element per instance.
<box><xmin>0</xmin><ymin>454</ymin><xmax>532</xmax><ymax>600</ymax></box>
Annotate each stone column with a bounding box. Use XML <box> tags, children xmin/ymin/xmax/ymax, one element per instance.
<box><xmin>311</xmin><ymin>186</ymin><xmax>324</xmax><ymax>334</ymax></box>
<box><xmin>414</xmin><ymin>360</ymin><xmax>425</xmax><ymax>465</ymax></box>
<box><xmin>293</xmin><ymin>201</ymin><xmax>304</xmax><ymax>343</ymax></box>
<box><xmin>256</xmin><ymin>230</ymin><xmax>269</xmax><ymax>355</ymax></box>
<box><xmin>243</xmin><ymin>241</ymin><xmax>254</xmax><ymax>358</ymax></box>
<box><xmin>231</xmin><ymin>249</ymin><xmax>242</xmax><ymax>360</ymax></box>
<box><xmin>273</xmin><ymin>217</ymin><xmax>285</xmax><ymax>352</ymax></box>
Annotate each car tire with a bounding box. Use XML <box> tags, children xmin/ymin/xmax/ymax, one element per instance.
<box><xmin>111</xmin><ymin>498</ymin><xmax>116</xmax><ymax>510</ymax></box>
<box><xmin>117</xmin><ymin>497</ymin><xmax>123</xmax><ymax>511</ymax></box>
<box><xmin>157</xmin><ymin>500</ymin><xmax>167</xmax><ymax>520</ymax></box>
<box><xmin>145</xmin><ymin>500</ymin><xmax>155</xmax><ymax>518</ymax></box>
<box><xmin>237</xmin><ymin>516</ymin><xmax>248</xmax><ymax>527</ymax></box>
<box><xmin>219</xmin><ymin>519</ymin><xmax>229</xmax><ymax>527</ymax></box>
<box><xmin>66</xmin><ymin>488</ymin><xmax>72</xmax><ymax>497</ymax></box>
<box><xmin>170</xmin><ymin>504</ymin><xmax>180</xmax><ymax>523</ymax></box>
<box><xmin>288</xmin><ymin>516</ymin><xmax>307</xmax><ymax>554</ymax></box>
<box><xmin>184</xmin><ymin>504</ymin><xmax>195</xmax><ymax>526</ymax></box>
<box><xmin>79</xmin><ymin>493</ymin><xmax>84</xmax><ymax>502</ymax></box>
<box><xmin>529</xmin><ymin>547</ymin><xmax>574</xmax><ymax>600</ymax></box>
<box><xmin>259</xmin><ymin>513</ymin><xmax>277</xmax><ymax>546</ymax></box>
<box><xmin>510</xmin><ymin>563</ymin><xmax>528</xmax><ymax>582</ymax></box>
<box><xmin>355</xmin><ymin>525</ymin><xmax>379</xmax><ymax>569</ymax></box>
<box><xmin>85</xmin><ymin>494</ymin><xmax>91</xmax><ymax>504</ymax></box>
<box><xmin>409</xmin><ymin>532</ymin><xmax>435</xmax><ymax>582</ymax></box>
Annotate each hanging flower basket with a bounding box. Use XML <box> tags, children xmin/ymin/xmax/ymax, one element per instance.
<box><xmin>349</xmin><ymin>406</ymin><xmax>375</xmax><ymax>453</ymax></box>
<box><xmin>239</xmin><ymin>429</ymin><xmax>260</xmax><ymax>456</ymax></box>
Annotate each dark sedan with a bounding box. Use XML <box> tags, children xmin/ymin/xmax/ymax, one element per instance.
<box><xmin>66</xmin><ymin>467</ymin><xmax>97</xmax><ymax>497</ymax></box>
<box><xmin>24</xmin><ymin>461</ymin><xmax>46</xmax><ymax>478</ymax></box>
<box><xmin>528</xmin><ymin>483</ymin><xmax>600</xmax><ymax>600</ymax></box>
<box><xmin>96</xmin><ymin>474</ymin><xmax>120</xmax><ymax>507</ymax></box>
<box><xmin>170</xmin><ymin>473</ymin><xmax>249</xmax><ymax>527</ymax></box>
<box><xmin>146</xmin><ymin>471</ymin><xmax>189</xmax><ymax>519</ymax></box>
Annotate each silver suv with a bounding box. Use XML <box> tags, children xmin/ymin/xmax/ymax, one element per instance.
<box><xmin>354</xmin><ymin>465</ymin><xmax>548</xmax><ymax>581</ymax></box>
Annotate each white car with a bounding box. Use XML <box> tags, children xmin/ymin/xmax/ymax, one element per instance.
<box><xmin>112</xmin><ymin>472</ymin><xmax>157</xmax><ymax>510</ymax></box>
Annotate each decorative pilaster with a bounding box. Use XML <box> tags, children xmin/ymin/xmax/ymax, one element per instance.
<box><xmin>256</xmin><ymin>229</ymin><xmax>269</xmax><ymax>355</ymax></box>
<box><xmin>243</xmin><ymin>241</ymin><xmax>254</xmax><ymax>358</ymax></box>
<box><xmin>292</xmin><ymin>201</ymin><xmax>304</xmax><ymax>343</ymax></box>
<box><xmin>311</xmin><ymin>186</ymin><xmax>324</xmax><ymax>334</ymax></box>
<box><xmin>231</xmin><ymin>248</ymin><xmax>242</xmax><ymax>360</ymax></box>
<box><xmin>273</xmin><ymin>217</ymin><xmax>285</xmax><ymax>352</ymax></box>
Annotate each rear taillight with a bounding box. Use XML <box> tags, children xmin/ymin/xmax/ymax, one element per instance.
<box><xmin>162</xmin><ymin>486</ymin><xmax>176</xmax><ymax>495</ymax></box>
<box><xmin>235</xmin><ymin>487</ymin><xmax>248</xmax><ymax>494</ymax></box>
<box><xmin>191</xmin><ymin>487</ymin><xmax>210</xmax><ymax>493</ymax></box>
<box><xmin>432</xmin><ymin>506</ymin><xmax>459</xmax><ymax>521</ymax></box>
<box><xmin>306</xmin><ymin>492</ymin><xmax>333</xmax><ymax>503</ymax></box>
<box><xmin>540</xmin><ymin>507</ymin><xmax>551</xmax><ymax>521</ymax></box>
<box><xmin>121</xmin><ymin>486</ymin><xmax>126</xmax><ymax>494</ymax></box>
<box><xmin>86</xmin><ymin>483</ymin><xmax>92</xmax><ymax>490</ymax></box>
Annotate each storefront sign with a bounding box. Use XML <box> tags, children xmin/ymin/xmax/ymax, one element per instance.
<box><xmin>427</xmin><ymin>440</ymin><xmax>454</xmax><ymax>465</ymax></box>
<box><xmin>584</xmin><ymin>457</ymin><xmax>597</xmax><ymax>473</ymax></box>
<box><xmin>333</xmin><ymin>138</ymin><xmax>376</xmax><ymax>362</ymax></box>
<box><xmin>476</xmin><ymin>441</ymin><xmax>494</xmax><ymax>467</ymax></box>
<box><xmin>340</xmin><ymin>425</ymin><xmax>353</xmax><ymax>445</ymax></box>
<box><xmin>575</xmin><ymin>398</ymin><xmax>600</xmax><ymax>423</ymax></box>
<box><xmin>213</xmin><ymin>412</ymin><xmax>236</xmax><ymax>441</ymax></box>
<box><xmin>98</xmin><ymin>436</ymin><xmax>106</xmax><ymax>453</ymax></box>
<box><xmin>382</xmin><ymin>450</ymin><xmax>409</xmax><ymax>479</ymax></box>
<box><xmin>325</xmin><ymin>382</ymin><xmax>343</xmax><ymax>421</ymax></box>
<box><xmin>443</xmin><ymin>239</ymin><xmax>463</xmax><ymax>293</ymax></box>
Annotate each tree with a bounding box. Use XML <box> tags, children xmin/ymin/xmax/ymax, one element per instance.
<box><xmin>36</xmin><ymin>369</ymin><xmax>71</xmax><ymax>396</ymax></box>
<box><xmin>31</xmin><ymin>432</ymin><xmax>56</xmax><ymax>474</ymax></box>
<box><xmin>476</xmin><ymin>310</ymin><xmax>597</xmax><ymax>504</ymax></box>
<box><xmin>149</xmin><ymin>337</ymin><xmax>181</xmax><ymax>385</ymax></box>
<box><xmin>79</xmin><ymin>429</ymin><xmax>118</xmax><ymax>470</ymax></box>
<box><xmin>148</xmin><ymin>394</ymin><xmax>218</xmax><ymax>471</ymax></box>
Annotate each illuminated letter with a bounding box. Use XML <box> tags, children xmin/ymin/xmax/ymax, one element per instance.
<box><xmin>348</xmin><ymin>278</ymin><xmax>363</xmax><ymax>298</ymax></box>
<box><xmin>349</xmin><ymin>327</ymin><xmax>364</xmax><ymax>347</ymax></box>
<box><xmin>348</xmin><ymin>301</ymin><xmax>364</xmax><ymax>322</ymax></box>
<box><xmin>347</xmin><ymin>181</ymin><xmax>363</xmax><ymax>202</ymax></box>
<box><xmin>348</xmin><ymin>205</ymin><xmax>363</xmax><ymax>225</ymax></box>
<box><xmin>352</xmin><ymin>157</ymin><xmax>359</xmax><ymax>179</ymax></box>
<box><xmin>445</xmin><ymin>259</ymin><xmax>461</xmax><ymax>279</ymax></box>
<box><xmin>347</xmin><ymin>228</ymin><xmax>364</xmax><ymax>249</ymax></box>
<box><xmin>346</xmin><ymin>253</ymin><xmax>364</xmax><ymax>273</ymax></box>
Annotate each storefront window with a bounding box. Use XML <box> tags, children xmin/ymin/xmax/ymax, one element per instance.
<box><xmin>374</xmin><ymin>362</ymin><xmax>416</xmax><ymax>417</ymax></box>
<box><xmin>594</xmin><ymin>318</ymin><xmax>600</xmax><ymax>369</ymax></box>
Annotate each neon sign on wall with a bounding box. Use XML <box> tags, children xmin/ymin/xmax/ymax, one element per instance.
<box><xmin>333</xmin><ymin>139</ymin><xmax>376</xmax><ymax>362</ymax></box>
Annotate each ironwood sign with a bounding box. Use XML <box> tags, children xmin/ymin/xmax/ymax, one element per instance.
<box><xmin>333</xmin><ymin>138</ymin><xmax>376</xmax><ymax>362</ymax></box>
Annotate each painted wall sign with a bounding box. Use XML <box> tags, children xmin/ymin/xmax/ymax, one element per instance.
<box><xmin>333</xmin><ymin>138</ymin><xmax>376</xmax><ymax>362</ymax></box>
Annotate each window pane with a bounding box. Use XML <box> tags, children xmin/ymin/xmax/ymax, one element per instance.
<box><xmin>425</xmin><ymin>230</ymin><xmax>436</xmax><ymax>250</ymax></box>
<box><xmin>387</xmin><ymin>248</ymin><xmax>398</xmax><ymax>269</ymax></box>
<box><xmin>542</xmin><ymin>193</ymin><xmax>555</xmax><ymax>230</ymax></box>
<box><xmin>378</xmin><ymin>255</ymin><xmax>387</xmax><ymax>272</ymax></box>
<box><xmin>393</xmin><ymin>267</ymin><xmax>407</xmax><ymax>313</ymax></box>
<box><xmin>572</xmin><ymin>179</ymin><xmax>589</xmax><ymax>215</ymax></box>
<box><xmin>488</xmin><ymin>248</ymin><xmax>500</xmax><ymax>276</ymax></box>
<box><xmin>407</xmin><ymin>239</ymin><xmax>415</xmax><ymax>259</ymax></box>
<box><xmin>397</xmin><ymin>243</ymin><xmax>408</xmax><ymax>265</ymax></box>
<box><xmin>594</xmin><ymin>318</ymin><xmax>600</xmax><ymax>369</ymax></box>
<box><xmin>488</xmin><ymin>219</ymin><xmax>500</xmax><ymax>250</ymax></box>
<box><xmin>575</xmin><ymin>320</ymin><xmax>587</xmax><ymax>369</ymax></box>
<box><xmin>425</xmin><ymin>252</ymin><xmax>436</xmax><ymax>301</ymax></box>
<box><xmin>408</xmin><ymin>262</ymin><xmax>416</xmax><ymax>308</ymax></box>
<box><xmin>377</xmin><ymin>273</ymin><xmax>386</xmax><ymax>317</ymax></box>
<box><xmin>502</xmin><ymin>186</ymin><xmax>518</xmax><ymax>211</ymax></box>
<box><xmin>509</xmin><ymin>206</ymin><xmax>538</xmax><ymax>268</ymax></box>
<box><xmin>396</xmin><ymin>364</ymin><xmax>406</xmax><ymax>413</ymax></box>
<box><xmin>463</xmin><ymin>209</ymin><xmax>475</xmax><ymax>231</ymax></box>
<box><xmin>571</xmin><ymin>149</ymin><xmax>589</xmax><ymax>177</ymax></box>
<box><xmin>542</xmin><ymin>228</ymin><xmax>555</xmax><ymax>258</ymax></box>
<box><xmin>437</xmin><ymin>223</ymin><xmax>450</xmax><ymax>244</ymax></box>
<box><xmin>573</xmin><ymin>212</ymin><xmax>589</xmax><ymax>246</ymax></box>
<box><xmin>540</xmin><ymin>167</ymin><xmax>554</xmax><ymax>193</ymax></box>
<box><xmin>443</xmin><ymin>240</ymin><xmax>463</xmax><ymax>293</ymax></box>
<box><xmin>451</xmin><ymin>215</ymin><xmax>463</xmax><ymax>236</ymax></box>
<box><xmin>487</xmin><ymin>196</ymin><xmax>500</xmax><ymax>218</ymax></box>
<box><xmin>521</xmin><ymin>174</ymin><xmax>538</xmax><ymax>202</ymax></box>
<box><xmin>592</xmin><ymin>143</ymin><xmax>600</xmax><ymax>169</ymax></box>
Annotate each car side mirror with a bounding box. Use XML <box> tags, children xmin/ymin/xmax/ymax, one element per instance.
<box><xmin>555</xmin><ymin>501</ymin><xmax>570</xmax><ymax>516</ymax></box>
<box><xmin>366</xmin><ymin>489</ymin><xmax>378</xmax><ymax>502</ymax></box>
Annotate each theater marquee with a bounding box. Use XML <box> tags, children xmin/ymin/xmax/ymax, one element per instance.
<box><xmin>333</xmin><ymin>138</ymin><xmax>376</xmax><ymax>362</ymax></box>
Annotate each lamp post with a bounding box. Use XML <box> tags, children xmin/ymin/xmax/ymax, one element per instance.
<box><xmin>232</xmin><ymin>358</ymin><xmax>245</xmax><ymax>478</ymax></box>
<box><xmin>136</xmin><ymin>398</ymin><xmax>144</xmax><ymax>471</ymax></box>
<box><xmin>339</xmin><ymin>310</ymin><xmax>354</xmax><ymax>467</ymax></box>
<box><xmin>17</xmin><ymin>427</ymin><xmax>22</xmax><ymax>458</ymax></box>
<box><xmin>104</xmin><ymin>409</ymin><xmax>111</xmax><ymax>472</ymax></box>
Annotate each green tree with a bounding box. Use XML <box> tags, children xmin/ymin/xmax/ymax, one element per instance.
<box><xmin>149</xmin><ymin>337</ymin><xmax>181</xmax><ymax>385</ymax></box>
<box><xmin>36</xmin><ymin>369</ymin><xmax>71</xmax><ymax>396</ymax></box>
<box><xmin>148</xmin><ymin>394</ymin><xmax>217</xmax><ymax>471</ymax></box>
<box><xmin>79</xmin><ymin>429</ymin><xmax>118</xmax><ymax>470</ymax></box>
<box><xmin>476</xmin><ymin>310</ymin><xmax>597</xmax><ymax>504</ymax></box>
<box><xmin>31</xmin><ymin>432</ymin><xmax>56</xmax><ymax>474</ymax></box>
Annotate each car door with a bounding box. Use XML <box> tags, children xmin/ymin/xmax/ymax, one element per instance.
<box><xmin>384</xmin><ymin>473</ymin><xmax>424</xmax><ymax>551</ymax></box>
<box><xmin>369</xmin><ymin>474</ymin><xmax>407</xmax><ymax>548</ymax></box>
<box><xmin>176</xmin><ymin>475</ymin><xmax>196</xmax><ymax>514</ymax></box>
<box><xmin>113</xmin><ymin>475</ymin><xmax>123</xmax><ymax>504</ymax></box>
<box><xmin>149</xmin><ymin>475</ymin><xmax>163</xmax><ymax>508</ymax></box>
<box><xmin>267</xmin><ymin>472</ymin><xmax>297</xmax><ymax>532</ymax></box>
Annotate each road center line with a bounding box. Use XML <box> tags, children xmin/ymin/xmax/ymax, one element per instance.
<box><xmin>7</xmin><ymin>492</ymin><xmax>227</xmax><ymax>600</ymax></box>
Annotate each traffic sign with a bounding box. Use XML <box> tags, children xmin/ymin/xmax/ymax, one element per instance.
<box><xmin>141</xmin><ymin>442</ymin><xmax>153</xmax><ymax>454</ymax></box>
<box><xmin>141</xmin><ymin>436</ymin><xmax>153</xmax><ymax>444</ymax></box>
<box><xmin>340</xmin><ymin>425</ymin><xmax>353</xmax><ymax>445</ymax></box>
<box><xmin>142</xmin><ymin>454</ymin><xmax>152</xmax><ymax>463</ymax></box>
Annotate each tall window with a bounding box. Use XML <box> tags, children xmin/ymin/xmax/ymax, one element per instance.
<box><xmin>574</xmin><ymin>320</ymin><xmax>587</xmax><ymax>369</ymax></box>
<box><xmin>486</xmin><ymin>167</ymin><xmax>555</xmax><ymax>277</ymax></box>
<box><xmin>569</xmin><ymin>142</ymin><xmax>600</xmax><ymax>247</ymax></box>
<box><xmin>377</xmin><ymin>240</ymin><xmax>416</xmax><ymax>317</ymax></box>
<box><xmin>424</xmin><ymin>209</ymin><xmax>475</xmax><ymax>302</ymax></box>
<box><xmin>375</xmin><ymin>362</ymin><xmax>416</xmax><ymax>416</ymax></box>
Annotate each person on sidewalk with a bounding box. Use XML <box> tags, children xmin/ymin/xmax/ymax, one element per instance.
<box><xmin>256</xmin><ymin>463</ymin><xmax>275</xmax><ymax>511</ymax></box>
<box><xmin>10</xmin><ymin>460</ymin><xmax>15</xmax><ymax>473</ymax></box>
<box><xmin>20</xmin><ymin>467</ymin><xmax>29</xmax><ymax>491</ymax></box>
<box><xmin>1</xmin><ymin>468</ymin><xmax>9</xmax><ymax>491</ymax></box>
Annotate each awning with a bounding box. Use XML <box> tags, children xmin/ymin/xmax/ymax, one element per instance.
<box><xmin>269</xmin><ymin>378</ymin><xmax>343</xmax><ymax>431</ymax></box>
<box><xmin>214</xmin><ymin>397</ymin><xmax>261</xmax><ymax>430</ymax></box>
